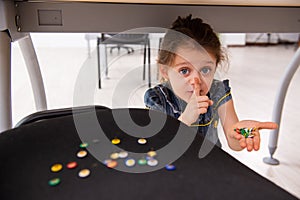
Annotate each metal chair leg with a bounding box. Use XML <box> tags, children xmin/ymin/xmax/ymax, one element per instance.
<box><xmin>143</xmin><ymin>43</ymin><xmax>146</xmax><ymax>80</ymax></box>
<box><xmin>97</xmin><ymin>37</ymin><xmax>101</xmax><ymax>89</ymax></box>
<box><xmin>148</xmin><ymin>39</ymin><xmax>151</xmax><ymax>88</ymax></box>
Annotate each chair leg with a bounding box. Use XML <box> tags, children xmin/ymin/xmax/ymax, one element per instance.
<box><xmin>97</xmin><ymin>37</ymin><xmax>102</xmax><ymax>89</ymax></box>
<box><xmin>143</xmin><ymin>43</ymin><xmax>146</xmax><ymax>80</ymax></box>
<box><xmin>147</xmin><ymin>40</ymin><xmax>151</xmax><ymax>88</ymax></box>
<box><xmin>157</xmin><ymin>37</ymin><xmax>163</xmax><ymax>80</ymax></box>
<box><xmin>104</xmin><ymin>44</ymin><xmax>108</xmax><ymax>78</ymax></box>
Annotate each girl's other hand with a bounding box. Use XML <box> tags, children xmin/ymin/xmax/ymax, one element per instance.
<box><xmin>231</xmin><ymin>120</ymin><xmax>278</xmax><ymax>151</ymax></box>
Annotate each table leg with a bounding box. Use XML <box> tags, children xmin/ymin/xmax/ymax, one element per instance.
<box><xmin>0</xmin><ymin>31</ymin><xmax>12</xmax><ymax>132</ymax></box>
<box><xmin>18</xmin><ymin>34</ymin><xmax>47</xmax><ymax>111</ymax></box>
<box><xmin>263</xmin><ymin>47</ymin><xmax>300</xmax><ymax>165</ymax></box>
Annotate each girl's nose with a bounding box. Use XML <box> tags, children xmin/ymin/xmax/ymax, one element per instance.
<box><xmin>189</xmin><ymin>76</ymin><xmax>208</xmax><ymax>96</ymax></box>
<box><xmin>189</xmin><ymin>73</ymin><xmax>202</xmax><ymax>85</ymax></box>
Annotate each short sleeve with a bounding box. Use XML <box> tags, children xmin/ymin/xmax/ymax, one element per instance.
<box><xmin>144</xmin><ymin>86</ymin><xmax>167</xmax><ymax>114</ymax></box>
<box><xmin>144</xmin><ymin>84</ymin><xmax>182</xmax><ymax>119</ymax></box>
<box><xmin>209</xmin><ymin>79</ymin><xmax>232</xmax><ymax>109</ymax></box>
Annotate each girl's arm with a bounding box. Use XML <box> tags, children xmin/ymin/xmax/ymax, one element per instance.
<box><xmin>218</xmin><ymin>99</ymin><xmax>278</xmax><ymax>151</ymax></box>
<box><xmin>217</xmin><ymin>99</ymin><xmax>243</xmax><ymax>151</ymax></box>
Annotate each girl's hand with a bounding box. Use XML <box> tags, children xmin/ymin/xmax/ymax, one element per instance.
<box><xmin>231</xmin><ymin>120</ymin><xmax>278</xmax><ymax>151</ymax></box>
<box><xmin>179</xmin><ymin>78</ymin><xmax>213</xmax><ymax>126</ymax></box>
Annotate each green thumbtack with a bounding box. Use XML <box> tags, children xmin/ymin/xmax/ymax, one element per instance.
<box><xmin>234</xmin><ymin>127</ymin><xmax>255</xmax><ymax>138</ymax></box>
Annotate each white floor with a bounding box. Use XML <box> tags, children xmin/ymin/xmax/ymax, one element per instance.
<box><xmin>11</xmin><ymin>37</ymin><xmax>300</xmax><ymax>198</ymax></box>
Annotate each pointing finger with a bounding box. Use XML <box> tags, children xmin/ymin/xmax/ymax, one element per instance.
<box><xmin>257</xmin><ymin>122</ymin><xmax>278</xmax><ymax>130</ymax></box>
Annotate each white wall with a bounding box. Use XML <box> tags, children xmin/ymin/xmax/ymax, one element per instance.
<box><xmin>220</xmin><ymin>33</ymin><xmax>246</xmax><ymax>46</ymax></box>
<box><xmin>246</xmin><ymin>33</ymin><xmax>299</xmax><ymax>44</ymax></box>
<box><xmin>30</xmin><ymin>33</ymin><xmax>89</xmax><ymax>48</ymax></box>
<box><xmin>220</xmin><ymin>33</ymin><xmax>299</xmax><ymax>46</ymax></box>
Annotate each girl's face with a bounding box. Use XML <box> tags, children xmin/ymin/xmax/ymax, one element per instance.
<box><xmin>160</xmin><ymin>47</ymin><xmax>217</xmax><ymax>103</ymax></box>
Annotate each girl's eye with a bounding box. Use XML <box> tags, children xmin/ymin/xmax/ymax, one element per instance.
<box><xmin>179</xmin><ymin>68</ymin><xmax>190</xmax><ymax>75</ymax></box>
<box><xmin>201</xmin><ymin>67</ymin><xmax>211</xmax><ymax>75</ymax></box>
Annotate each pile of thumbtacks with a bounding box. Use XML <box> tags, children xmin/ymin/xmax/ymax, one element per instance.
<box><xmin>48</xmin><ymin>137</ymin><xmax>176</xmax><ymax>187</ymax></box>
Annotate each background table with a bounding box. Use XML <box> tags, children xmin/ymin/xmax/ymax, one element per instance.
<box><xmin>0</xmin><ymin>108</ymin><xmax>297</xmax><ymax>200</ymax></box>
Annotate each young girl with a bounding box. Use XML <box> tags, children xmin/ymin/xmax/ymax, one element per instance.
<box><xmin>144</xmin><ymin>15</ymin><xmax>278</xmax><ymax>151</ymax></box>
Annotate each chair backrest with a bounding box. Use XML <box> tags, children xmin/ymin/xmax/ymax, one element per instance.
<box><xmin>101</xmin><ymin>33</ymin><xmax>149</xmax><ymax>45</ymax></box>
<box><xmin>15</xmin><ymin>105</ymin><xmax>109</xmax><ymax>128</ymax></box>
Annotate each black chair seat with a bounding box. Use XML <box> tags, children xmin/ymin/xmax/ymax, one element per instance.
<box><xmin>15</xmin><ymin>105</ymin><xmax>109</xmax><ymax>128</ymax></box>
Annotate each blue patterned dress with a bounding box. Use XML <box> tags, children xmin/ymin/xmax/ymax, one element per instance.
<box><xmin>144</xmin><ymin>79</ymin><xmax>232</xmax><ymax>147</ymax></box>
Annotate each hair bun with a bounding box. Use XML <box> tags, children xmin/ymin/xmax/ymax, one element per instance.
<box><xmin>171</xmin><ymin>14</ymin><xmax>203</xmax><ymax>30</ymax></box>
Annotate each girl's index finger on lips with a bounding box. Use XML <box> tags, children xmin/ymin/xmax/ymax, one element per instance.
<box><xmin>193</xmin><ymin>77</ymin><xmax>201</xmax><ymax>96</ymax></box>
